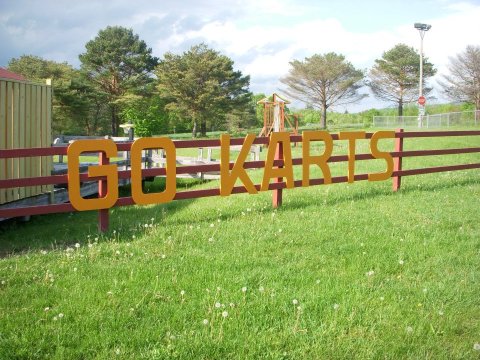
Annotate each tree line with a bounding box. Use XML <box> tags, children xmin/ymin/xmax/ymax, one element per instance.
<box><xmin>6</xmin><ymin>25</ymin><xmax>480</xmax><ymax>136</ymax></box>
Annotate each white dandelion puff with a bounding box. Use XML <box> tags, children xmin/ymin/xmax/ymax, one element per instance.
<box><xmin>222</xmin><ymin>311</ymin><xmax>228</xmax><ymax>318</ymax></box>
<box><xmin>292</xmin><ymin>299</ymin><xmax>299</xmax><ymax>305</ymax></box>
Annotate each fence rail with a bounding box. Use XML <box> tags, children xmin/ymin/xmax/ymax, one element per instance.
<box><xmin>1</xmin><ymin>130</ymin><xmax>479</xmax><ymax>231</ymax></box>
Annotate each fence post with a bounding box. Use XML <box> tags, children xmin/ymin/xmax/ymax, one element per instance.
<box><xmin>272</xmin><ymin>140</ymin><xmax>283</xmax><ymax>208</ymax></box>
<box><xmin>98</xmin><ymin>151</ymin><xmax>109</xmax><ymax>232</ymax></box>
<box><xmin>392</xmin><ymin>128</ymin><xmax>404</xmax><ymax>192</ymax></box>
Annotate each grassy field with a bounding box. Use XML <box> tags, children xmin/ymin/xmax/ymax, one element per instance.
<box><xmin>0</xmin><ymin>133</ymin><xmax>479</xmax><ymax>359</ymax></box>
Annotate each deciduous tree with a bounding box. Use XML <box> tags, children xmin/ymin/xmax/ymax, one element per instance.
<box><xmin>280</xmin><ymin>53</ymin><xmax>366</xmax><ymax>128</ymax></box>
<box><xmin>439</xmin><ymin>45</ymin><xmax>480</xmax><ymax>111</ymax></box>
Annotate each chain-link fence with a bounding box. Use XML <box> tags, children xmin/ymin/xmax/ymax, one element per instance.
<box><xmin>373</xmin><ymin>110</ymin><xmax>480</xmax><ymax>128</ymax></box>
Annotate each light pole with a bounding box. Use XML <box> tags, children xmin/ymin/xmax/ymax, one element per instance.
<box><xmin>414</xmin><ymin>22</ymin><xmax>431</xmax><ymax>128</ymax></box>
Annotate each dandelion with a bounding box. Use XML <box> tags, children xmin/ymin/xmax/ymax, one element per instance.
<box><xmin>44</xmin><ymin>307</ymin><xmax>50</xmax><ymax>312</ymax></box>
<box><xmin>360</xmin><ymin>242</ymin><xmax>364</xmax><ymax>247</ymax></box>
<box><xmin>316</xmin><ymin>279</ymin><xmax>320</xmax><ymax>284</ymax></box>
<box><xmin>438</xmin><ymin>310</ymin><xmax>444</xmax><ymax>316</ymax></box>
<box><xmin>94</xmin><ymin>237</ymin><xmax>99</xmax><ymax>241</ymax></box>
<box><xmin>210</xmin><ymin>223</ymin><xmax>215</xmax><ymax>228</ymax></box>
<box><xmin>366</xmin><ymin>270</ymin><xmax>375</xmax><ymax>276</ymax></box>
<box><xmin>406</xmin><ymin>326</ymin><xmax>413</xmax><ymax>333</ymax></box>
<box><xmin>423</xmin><ymin>288</ymin><xmax>428</xmax><ymax>293</ymax></box>
<box><xmin>473</xmin><ymin>343</ymin><xmax>480</xmax><ymax>351</ymax></box>
<box><xmin>73</xmin><ymin>267</ymin><xmax>77</xmax><ymax>272</ymax></box>
<box><xmin>75</xmin><ymin>243</ymin><xmax>80</xmax><ymax>249</ymax></box>
<box><xmin>53</xmin><ymin>316</ymin><xmax>58</xmax><ymax>321</ymax></box>
<box><xmin>202</xmin><ymin>319</ymin><xmax>209</xmax><ymax>325</ymax></box>
<box><xmin>333</xmin><ymin>303</ymin><xmax>340</xmax><ymax>311</ymax></box>
<box><xmin>399</xmin><ymin>259</ymin><xmax>404</xmax><ymax>265</ymax></box>
<box><xmin>1</xmin><ymin>280</ymin><xmax>5</xmax><ymax>285</ymax></box>
<box><xmin>161</xmin><ymin>254</ymin><xmax>166</xmax><ymax>259</ymax></box>
<box><xmin>259</xmin><ymin>286</ymin><xmax>265</xmax><ymax>292</ymax></box>
<box><xmin>151</xmin><ymin>218</ymin><xmax>154</xmax><ymax>222</ymax></box>
<box><xmin>144</xmin><ymin>224</ymin><xmax>149</xmax><ymax>228</ymax></box>
<box><xmin>278</xmin><ymin>229</ymin><xmax>282</xmax><ymax>233</ymax></box>
<box><xmin>113</xmin><ymin>230</ymin><xmax>116</xmax><ymax>234</ymax></box>
<box><xmin>216</xmin><ymin>287</ymin><xmax>221</xmax><ymax>291</ymax></box>
<box><xmin>40</xmin><ymin>250</ymin><xmax>47</xmax><ymax>255</ymax></box>
<box><xmin>215</xmin><ymin>302</ymin><xmax>221</xmax><ymax>308</ymax></box>
<box><xmin>115</xmin><ymin>250</ymin><xmax>120</xmax><ymax>255</ymax></box>
<box><xmin>208</xmin><ymin>237</ymin><xmax>214</xmax><ymax>242</ymax></box>
<box><xmin>149</xmin><ymin>224</ymin><xmax>153</xmax><ymax>228</ymax></box>
<box><xmin>241</xmin><ymin>287</ymin><xmax>247</xmax><ymax>293</ymax></box>
<box><xmin>115</xmin><ymin>348</ymin><xmax>121</xmax><ymax>355</ymax></box>
<box><xmin>222</xmin><ymin>311</ymin><xmax>228</xmax><ymax>318</ymax></box>
<box><xmin>292</xmin><ymin>299</ymin><xmax>299</xmax><ymax>305</ymax></box>
<box><xmin>229</xmin><ymin>303</ymin><xmax>235</xmax><ymax>308</ymax></box>
<box><xmin>180</xmin><ymin>290</ymin><xmax>185</xmax><ymax>296</ymax></box>
<box><xmin>58</xmin><ymin>313</ymin><xmax>64</xmax><ymax>319</ymax></box>
<box><xmin>88</xmin><ymin>243</ymin><xmax>93</xmax><ymax>248</ymax></box>
<box><xmin>247</xmin><ymin>208</ymin><xmax>251</xmax><ymax>212</ymax></box>
<box><xmin>379</xmin><ymin>296</ymin><xmax>385</xmax><ymax>301</ymax></box>
<box><xmin>242</xmin><ymin>212</ymin><xmax>245</xmax><ymax>216</ymax></box>
<box><xmin>132</xmin><ymin>235</ymin><xmax>136</xmax><ymax>239</ymax></box>
<box><xmin>107</xmin><ymin>291</ymin><xmax>113</xmax><ymax>296</ymax></box>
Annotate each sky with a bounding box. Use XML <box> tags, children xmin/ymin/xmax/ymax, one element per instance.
<box><xmin>1</xmin><ymin>0</ymin><xmax>480</xmax><ymax>112</ymax></box>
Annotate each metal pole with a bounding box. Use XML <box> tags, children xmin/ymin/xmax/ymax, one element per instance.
<box><xmin>414</xmin><ymin>23</ymin><xmax>431</xmax><ymax>128</ymax></box>
<box><xmin>418</xmin><ymin>30</ymin><xmax>424</xmax><ymax>128</ymax></box>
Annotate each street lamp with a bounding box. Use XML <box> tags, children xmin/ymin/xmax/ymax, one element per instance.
<box><xmin>414</xmin><ymin>22</ymin><xmax>431</xmax><ymax>128</ymax></box>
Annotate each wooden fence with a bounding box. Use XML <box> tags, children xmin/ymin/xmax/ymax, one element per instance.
<box><xmin>0</xmin><ymin>78</ymin><xmax>52</xmax><ymax>204</ymax></box>
<box><xmin>0</xmin><ymin>130</ymin><xmax>479</xmax><ymax>232</ymax></box>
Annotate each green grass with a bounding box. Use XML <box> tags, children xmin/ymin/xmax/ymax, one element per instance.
<box><xmin>0</xmin><ymin>133</ymin><xmax>479</xmax><ymax>359</ymax></box>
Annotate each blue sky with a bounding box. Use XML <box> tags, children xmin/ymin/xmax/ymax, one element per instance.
<box><xmin>1</xmin><ymin>0</ymin><xmax>480</xmax><ymax>111</ymax></box>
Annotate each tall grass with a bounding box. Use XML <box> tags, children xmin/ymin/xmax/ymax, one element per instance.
<box><xmin>0</xmin><ymin>133</ymin><xmax>479</xmax><ymax>359</ymax></box>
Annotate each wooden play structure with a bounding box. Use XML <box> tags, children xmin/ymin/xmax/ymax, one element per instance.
<box><xmin>258</xmin><ymin>93</ymin><xmax>299</xmax><ymax>137</ymax></box>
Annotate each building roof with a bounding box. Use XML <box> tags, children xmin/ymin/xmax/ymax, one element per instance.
<box><xmin>0</xmin><ymin>67</ymin><xmax>26</xmax><ymax>81</ymax></box>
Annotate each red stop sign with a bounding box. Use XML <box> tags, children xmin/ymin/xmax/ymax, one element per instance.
<box><xmin>418</xmin><ymin>96</ymin><xmax>426</xmax><ymax>105</ymax></box>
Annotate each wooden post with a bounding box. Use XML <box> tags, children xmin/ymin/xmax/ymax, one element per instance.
<box><xmin>98</xmin><ymin>151</ymin><xmax>109</xmax><ymax>232</ymax></box>
<box><xmin>272</xmin><ymin>140</ymin><xmax>283</xmax><ymax>208</ymax></box>
<box><xmin>393</xmin><ymin>128</ymin><xmax>404</xmax><ymax>192</ymax></box>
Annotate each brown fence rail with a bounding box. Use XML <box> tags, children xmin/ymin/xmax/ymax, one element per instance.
<box><xmin>1</xmin><ymin>129</ymin><xmax>479</xmax><ymax>231</ymax></box>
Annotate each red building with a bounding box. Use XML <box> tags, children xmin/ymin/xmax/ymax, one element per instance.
<box><xmin>0</xmin><ymin>67</ymin><xmax>26</xmax><ymax>81</ymax></box>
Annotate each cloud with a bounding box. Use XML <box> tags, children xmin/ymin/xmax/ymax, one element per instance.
<box><xmin>1</xmin><ymin>0</ymin><xmax>479</xmax><ymax>111</ymax></box>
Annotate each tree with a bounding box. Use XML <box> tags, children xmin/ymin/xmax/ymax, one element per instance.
<box><xmin>121</xmin><ymin>92</ymin><xmax>170</xmax><ymax>137</ymax></box>
<box><xmin>280</xmin><ymin>53</ymin><xmax>366</xmax><ymax>129</ymax></box>
<box><xmin>79</xmin><ymin>26</ymin><xmax>158</xmax><ymax>135</ymax></box>
<box><xmin>156</xmin><ymin>43</ymin><xmax>251</xmax><ymax>137</ymax></box>
<box><xmin>8</xmin><ymin>55</ymin><xmax>109</xmax><ymax>135</ymax></box>
<box><xmin>368</xmin><ymin>44</ymin><xmax>436</xmax><ymax>116</ymax></box>
<box><xmin>440</xmin><ymin>45</ymin><xmax>480</xmax><ymax>111</ymax></box>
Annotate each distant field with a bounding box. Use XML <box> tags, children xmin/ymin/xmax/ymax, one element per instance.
<box><xmin>0</xmin><ymin>133</ymin><xmax>479</xmax><ymax>359</ymax></box>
